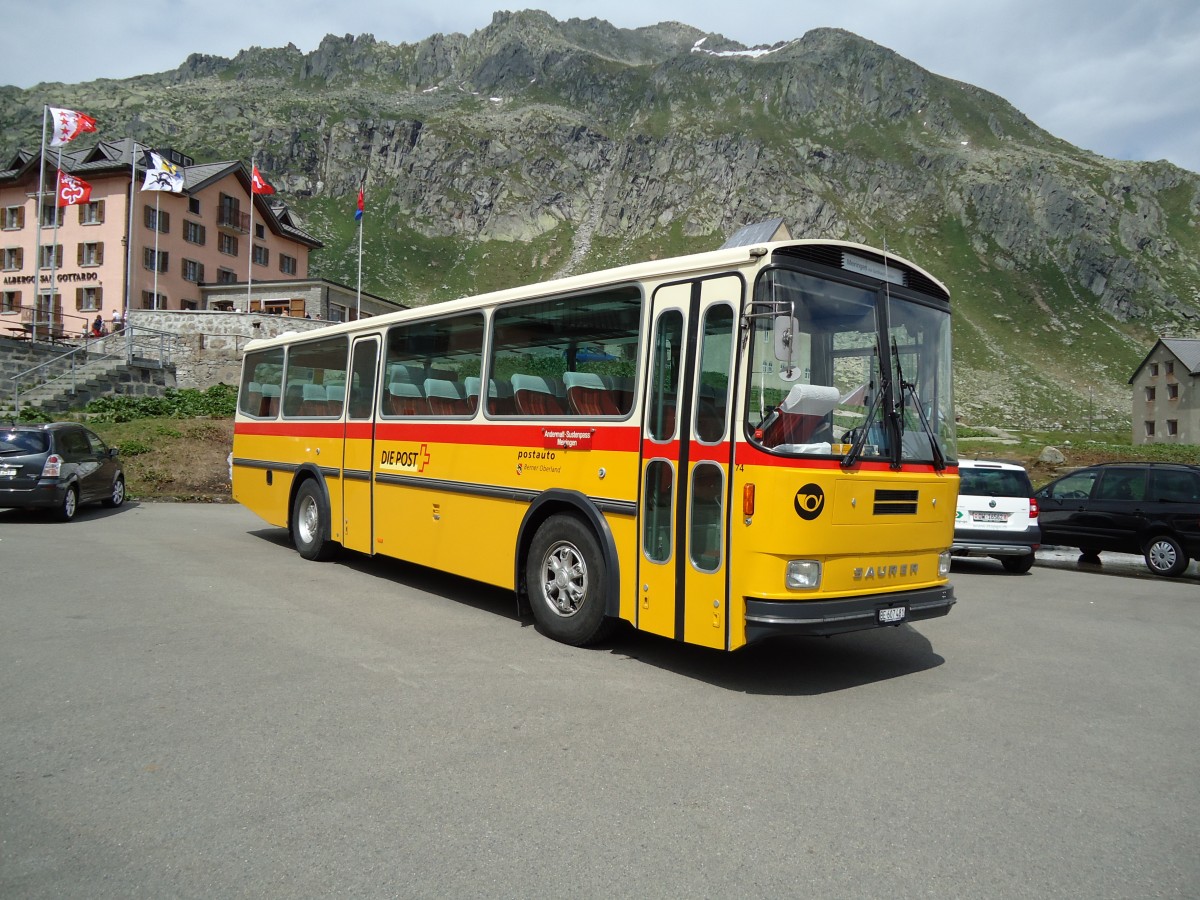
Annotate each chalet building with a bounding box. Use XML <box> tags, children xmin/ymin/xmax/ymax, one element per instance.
<box><xmin>0</xmin><ymin>139</ymin><xmax>324</xmax><ymax>338</ymax></box>
<box><xmin>1128</xmin><ymin>337</ymin><xmax>1200</xmax><ymax>445</ymax></box>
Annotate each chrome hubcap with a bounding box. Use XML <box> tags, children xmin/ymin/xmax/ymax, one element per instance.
<box><xmin>298</xmin><ymin>496</ymin><xmax>318</xmax><ymax>543</ymax></box>
<box><xmin>1148</xmin><ymin>541</ymin><xmax>1177</xmax><ymax>571</ymax></box>
<box><xmin>540</xmin><ymin>541</ymin><xmax>586</xmax><ymax>618</ymax></box>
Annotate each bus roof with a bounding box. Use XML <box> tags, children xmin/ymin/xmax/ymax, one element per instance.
<box><xmin>241</xmin><ymin>238</ymin><xmax>948</xmax><ymax>352</ymax></box>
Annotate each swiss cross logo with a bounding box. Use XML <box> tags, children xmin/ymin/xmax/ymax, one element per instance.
<box><xmin>418</xmin><ymin>443</ymin><xmax>430</xmax><ymax>472</ymax></box>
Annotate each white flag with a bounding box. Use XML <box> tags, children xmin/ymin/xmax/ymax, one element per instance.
<box><xmin>48</xmin><ymin>107</ymin><xmax>97</xmax><ymax>147</ymax></box>
<box><xmin>142</xmin><ymin>151</ymin><xmax>184</xmax><ymax>193</ymax></box>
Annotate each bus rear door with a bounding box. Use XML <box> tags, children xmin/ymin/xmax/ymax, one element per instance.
<box><xmin>342</xmin><ymin>336</ymin><xmax>380</xmax><ymax>555</ymax></box>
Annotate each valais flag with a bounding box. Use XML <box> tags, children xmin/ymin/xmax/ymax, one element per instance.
<box><xmin>250</xmin><ymin>164</ymin><xmax>275</xmax><ymax>195</ymax></box>
<box><xmin>56</xmin><ymin>170</ymin><xmax>92</xmax><ymax>207</ymax></box>
<box><xmin>48</xmin><ymin>107</ymin><xmax>98</xmax><ymax>147</ymax></box>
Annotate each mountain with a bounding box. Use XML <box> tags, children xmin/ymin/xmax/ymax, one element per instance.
<box><xmin>3</xmin><ymin>10</ymin><xmax>1198</xmax><ymax>430</ymax></box>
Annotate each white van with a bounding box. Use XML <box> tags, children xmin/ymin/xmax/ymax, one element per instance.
<box><xmin>952</xmin><ymin>458</ymin><xmax>1041</xmax><ymax>573</ymax></box>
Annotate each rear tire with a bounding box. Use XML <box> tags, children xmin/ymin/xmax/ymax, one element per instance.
<box><xmin>526</xmin><ymin>514</ymin><xmax>614</xmax><ymax>646</ymax></box>
<box><xmin>291</xmin><ymin>480</ymin><xmax>337</xmax><ymax>561</ymax></box>
<box><xmin>1143</xmin><ymin>535</ymin><xmax>1187</xmax><ymax>578</ymax></box>
<box><xmin>57</xmin><ymin>485</ymin><xmax>78</xmax><ymax>522</ymax></box>
<box><xmin>1000</xmin><ymin>553</ymin><xmax>1035</xmax><ymax>574</ymax></box>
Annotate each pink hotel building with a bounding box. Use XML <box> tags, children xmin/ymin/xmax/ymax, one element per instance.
<box><xmin>0</xmin><ymin>139</ymin><xmax>322</xmax><ymax>337</ymax></box>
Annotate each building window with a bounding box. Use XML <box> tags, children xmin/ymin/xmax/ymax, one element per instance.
<box><xmin>3</xmin><ymin>206</ymin><xmax>24</xmax><ymax>230</ymax></box>
<box><xmin>1145</xmin><ymin>386</ymin><xmax>1156</xmax><ymax>402</ymax></box>
<box><xmin>40</xmin><ymin>205</ymin><xmax>63</xmax><ymax>228</ymax></box>
<box><xmin>180</xmin><ymin>299</ymin><xmax>198</xmax><ymax>311</ymax></box>
<box><xmin>182</xmin><ymin>259</ymin><xmax>205</xmax><ymax>283</ymax></box>
<box><xmin>3</xmin><ymin>247</ymin><xmax>22</xmax><ymax>270</ymax></box>
<box><xmin>253</xmin><ymin>245</ymin><xmax>269</xmax><ymax>266</ymax></box>
<box><xmin>143</xmin><ymin>248</ymin><xmax>168</xmax><ymax>272</ymax></box>
<box><xmin>1165</xmin><ymin>361</ymin><xmax>1174</xmax><ymax>376</ymax></box>
<box><xmin>219</xmin><ymin>233</ymin><xmax>239</xmax><ymax>256</ymax></box>
<box><xmin>254</xmin><ymin>223</ymin><xmax>265</xmax><ymax>239</ymax></box>
<box><xmin>76</xmin><ymin>286</ymin><xmax>102</xmax><ymax>311</ymax></box>
<box><xmin>216</xmin><ymin>267</ymin><xmax>238</xmax><ymax>284</ymax></box>
<box><xmin>78</xmin><ymin>242</ymin><xmax>103</xmax><ymax>266</ymax></box>
<box><xmin>79</xmin><ymin>201</ymin><xmax>104</xmax><ymax>225</ymax></box>
<box><xmin>1</xmin><ymin>290</ymin><xmax>20</xmax><ymax>313</ymax></box>
<box><xmin>1144</xmin><ymin>421</ymin><xmax>1156</xmax><ymax>437</ymax></box>
<box><xmin>1167</xmin><ymin>383</ymin><xmax>1179</xmax><ymax>400</ymax></box>
<box><xmin>144</xmin><ymin>205</ymin><xmax>170</xmax><ymax>233</ymax></box>
<box><xmin>184</xmin><ymin>221</ymin><xmax>206</xmax><ymax>245</ymax></box>
<box><xmin>39</xmin><ymin>245</ymin><xmax>63</xmax><ymax>269</ymax></box>
<box><xmin>188</xmin><ymin>197</ymin><xmax>200</xmax><ymax>215</ymax></box>
<box><xmin>1149</xmin><ymin>363</ymin><xmax>1159</xmax><ymax>377</ymax></box>
<box><xmin>140</xmin><ymin>290</ymin><xmax>167</xmax><ymax>309</ymax></box>
<box><xmin>279</xmin><ymin>254</ymin><xmax>297</xmax><ymax>276</ymax></box>
<box><xmin>1166</xmin><ymin>420</ymin><xmax>1178</xmax><ymax>437</ymax></box>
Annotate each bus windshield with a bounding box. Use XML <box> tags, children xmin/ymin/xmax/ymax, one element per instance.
<box><xmin>745</xmin><ymin>268</ymin><xmax>956</xmax><ymax>466</ymax></box>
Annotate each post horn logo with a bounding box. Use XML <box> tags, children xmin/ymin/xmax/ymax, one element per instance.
<box><xmin>794</xmin><ymin>483</ymin><xmax>825</xmax><ymax>520</ymax></box>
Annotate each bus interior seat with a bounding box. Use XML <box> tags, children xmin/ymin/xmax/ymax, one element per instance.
<box><xmin>424</xmin><ymin>379</ymin><xmax>469</xmax><ymax>415</ymax></box>
<box><xmin>300</xmin><ymin>383</ymin><xmax>329</xmax><ymax>416</ymax></box>
<box><xmin>512</xmin><ymin>374</ymin><xmax>567</xmax><ymax>416</ymax></box>
<box><xmin>564</xmin><ymin>371</ymin><xmax>619</xmax><ymax>416</ymax></box>
<box><xmin>325</xmin><ymin>384</ymin><xmax>345</xmax><ymax>416</ymax></box>
<box><xmin>258</xmin><ymin>383</ymin><xmax>280</xmax><ymax>417</ymax></box>
<box><xmin>387</xmin><ymin>381</ymin><xmax>427</xmax><ymax>416</ymax></box>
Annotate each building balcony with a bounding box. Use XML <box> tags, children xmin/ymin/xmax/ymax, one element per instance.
<box><xmin>217</xmin><ymin>209</ymin><xmax>250</xmax><ymax>233</ymax></box>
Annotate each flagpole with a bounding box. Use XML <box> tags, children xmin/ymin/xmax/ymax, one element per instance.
<box><xmin>246</xmin><ymin>156</ymin><xmax>255</xmax><ymax>314</ymax></box>
<box><xmin>356</xmin><ymin>205</ymin><xmax>363</xmax><ymax>322</ymax></box>
<box><xmin>48</xmin><ymin>147</ymin><xmax>64</xmax><ymax>341</ymax></box>
<box><xmin>35</xmin><ymin>106</ymin><xmax>48</xmax><ymax>342</ymax></box>
<box><xmin>152</xmin><ymin>191</ymin><xmax>161</xmax><ymax>310</ymax></box>
<box><xmin>125</xmin><ymin>137</ymin><xmax>138</xmax><ymax>359</ymax></box>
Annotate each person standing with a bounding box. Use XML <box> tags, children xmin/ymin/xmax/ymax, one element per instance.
<box><xmin>111</xmin><ymin>309</ymin><xmax>123</xmax><ymax>334</ymax></box>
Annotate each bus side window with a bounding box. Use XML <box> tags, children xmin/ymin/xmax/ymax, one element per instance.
<box><xmin>239</xmin><ymin>348</ymin><xmax>283</xmax><ymax>418</ymax></box>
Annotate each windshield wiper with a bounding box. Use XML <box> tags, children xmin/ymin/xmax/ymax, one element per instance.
<box><xmin>841</xmin><ymin>339</ymin><xmax>885</xmax><ymax>469</ymax></box>
<box><xmin>892</xmin><ymin>335</ymin><xmax>945</xmax><ymax>471</ymax></box>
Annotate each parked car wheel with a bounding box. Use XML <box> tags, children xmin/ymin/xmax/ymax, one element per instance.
<box><xmin>1000</xmin><ymin>553</ymin><xmax>1035</xmax><ymax>574</ymax></box>
<box><xmin>57</xmin><ymin>485</ymin><xmax>78</xmax><ymax>522</ymax></box>
<box><xmin>1143</xmin><ymin>535</ymin><xmax>1188</xmax><ymax>578</ymax></box>
<box><xmin>102</xmin><ymin>476</ymin><xmax>125</xmax><ymax>508</ymax></box>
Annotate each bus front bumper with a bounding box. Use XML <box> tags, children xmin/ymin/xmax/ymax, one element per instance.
<box><xmin>743</xmin><ymin>585</ymin><xmax>956</xmax><ymax>644</ymax></box>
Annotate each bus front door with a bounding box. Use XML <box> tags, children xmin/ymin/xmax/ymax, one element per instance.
<box><xmin>637</xmin><ymin>276</ymin><xmax>739</xmax><ymax>649</ymax></box>
<box><xmin>341</xmin><ymin>336</ymin><xmax>380</xmax><ymax>555</ymax></box>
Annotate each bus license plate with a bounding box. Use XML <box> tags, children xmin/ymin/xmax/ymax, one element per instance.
<box><xmin>878</xmin><ymin>606</ymin><xmax>906</xmax><ymax>624</ymax></box>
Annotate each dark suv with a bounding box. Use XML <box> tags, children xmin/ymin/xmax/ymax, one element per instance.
<box><xmin>1035</xmin><ymin>462</ymin><xmax>1200</xmax><ymax>577</ymax></box>
<box><xmin>0</xmin><ymin>423</ymin><xmax>125</xmax><ymax>520</ymax></box>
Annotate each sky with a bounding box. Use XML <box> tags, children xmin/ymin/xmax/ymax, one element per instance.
<box><xmin>2</xmin><ymin>1</ymin><xmax>1197</xmax><ymax>174</ymax></box>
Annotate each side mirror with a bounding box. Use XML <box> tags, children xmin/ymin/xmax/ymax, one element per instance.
<box><xmin>109</xmin><ymin>447</ymin><xmax>120</xmax><ymax>458</ymax></box>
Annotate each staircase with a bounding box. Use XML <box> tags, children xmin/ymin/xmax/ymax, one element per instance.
<box><xmin>2</xmin><ymin>328</ymin><xmax>178</xmax><ymax>419</ymax></box>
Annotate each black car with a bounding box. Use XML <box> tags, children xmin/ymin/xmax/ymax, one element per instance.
<box><xmin>0</xmin><ymin>423</ymin><xmax>125</xmax><ymax>520</ymax></box>
<box><xmin>1035</xmin><ymin>462</ymin><xmax>1200</xmax><ymax>577</ymax></box>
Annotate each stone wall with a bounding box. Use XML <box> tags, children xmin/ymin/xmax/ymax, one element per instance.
<box><xmin>127</xmin><ymin>310</ymin><xmax>328</xmax><ymax>389</ymax></box>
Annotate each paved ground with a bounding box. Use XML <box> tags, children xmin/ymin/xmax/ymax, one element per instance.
<box><xmin>1</xmin><ymin>502</ymin><xmax>1197</xmax><ymax>898</ymax></box>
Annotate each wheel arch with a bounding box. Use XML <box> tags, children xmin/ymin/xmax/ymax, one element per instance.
<box><xmin>515</xmin><ymin>489</ymin><xmax>622</xmax><ymax>619</ymax></box>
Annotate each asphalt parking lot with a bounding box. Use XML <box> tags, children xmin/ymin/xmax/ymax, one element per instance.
<box><xmin>2</xmin><ymin>502</ymin><xmax>1197</xmax><ymax>898</ymax></box>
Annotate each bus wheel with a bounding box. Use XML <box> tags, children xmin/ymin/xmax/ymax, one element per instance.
<box><xmin>526</xmin><ymin>514</ymin><xmax>613</xmax><ymax>646</ymax></box>
<box><xmin>292</xmin><ymin>480</ymin><xmax>337</xmax><ymax>561</ymax></box>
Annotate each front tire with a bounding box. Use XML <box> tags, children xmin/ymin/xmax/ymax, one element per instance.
<box><xmin>291</xmin><ymin>480</ymin><xmax>337</xmax><ymax>561</ymax></box>
<box><xmin>1001</xmin><ymin>553</ymin><xmax>1035</xmax><ymax>574</ymax></box>
<box><xmin>1144</xmin><ymin>535</ymin><xmax>1187</xmax><ymax>577</ymax></box>
<box><xmin>102</xmin><ymin>476</ymin><xmax>125</xmax><ymax>508</ymax></box>
<box><xmin>526</xmin><ymin>514</ymin><xmax>614</xmax><ymax>646</ymax></box>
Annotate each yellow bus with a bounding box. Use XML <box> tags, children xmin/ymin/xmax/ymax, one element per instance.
<box><xmin>232</xmin><ymin>238</ymin><xmax>957</xmax><ymax>650</ymax></box>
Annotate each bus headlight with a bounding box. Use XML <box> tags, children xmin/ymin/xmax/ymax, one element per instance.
<box><xmin>786</xmin><ymin>560</ymin><xmax>821</xmax><ymax>590</ymax></box>
<box><xmin>939</xmin><ymin>550</ymin><xmax>952</xmax><ymax>577</ymax></box>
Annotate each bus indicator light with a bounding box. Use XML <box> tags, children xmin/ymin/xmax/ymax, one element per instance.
<box><xmin>743</xmin><ymin>483</ymin><xmax>756</xmax><ymax>517</ymax></box>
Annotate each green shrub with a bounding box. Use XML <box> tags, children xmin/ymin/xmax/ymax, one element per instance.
<box><xmin>86</xmin><ymin>385</ymin><xmax>238</xmax><ymax>423</ymax></box>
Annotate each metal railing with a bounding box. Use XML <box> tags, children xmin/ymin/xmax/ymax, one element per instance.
<box><xmin>8</xmin><ymin>323</ymin><xmax>180</xmax><ymax>415</ymax></box>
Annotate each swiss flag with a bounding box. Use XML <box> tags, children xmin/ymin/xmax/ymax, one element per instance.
<box><xmin>56</xmin><ymin>170</ymin><xmax>92</xmax><ymax>207</ymax></box>
<box><xmin>48</xmin><ymin>107</ymin><xmax>98</xmax><ymax>147</ymax></box>
<box><xmin>251</xmin><ymin>164</ymin><xmax>275</xmax><ymax>195</ymax></box>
